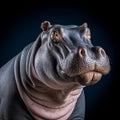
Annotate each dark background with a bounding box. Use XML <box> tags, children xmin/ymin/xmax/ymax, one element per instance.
<box><xmin>0</xmin><ymin>1</ymin><xmax>119</xmax><ymax>120</ymax></box>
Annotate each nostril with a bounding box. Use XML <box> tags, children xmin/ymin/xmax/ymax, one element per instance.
<box><xmin>79</xmin><ymin>48</ymin><xmax>86</xmax><ymax>57</ymax></box>
<box><xmin>99</xmin><ymin>48</ymin><xmax>106</xmax><ymax>57</ymax></box>
<box><xmin>92</xmin><ymin>46</ymin><xmax>107</xmax><ymax>59</ymax></box>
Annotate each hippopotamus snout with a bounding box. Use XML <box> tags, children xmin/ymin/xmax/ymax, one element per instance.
<box><xmin>79</xmin><ymin>46</ymin><xmax>105</xmax><ymax>59</ymax></box>
<box><xmin>78</xmin><ymin>45</ymin><xmax>110</xmax><ymax>85</ymax></box>
<box><xmin>78</xmin><ymin>46</ymin><xmax>110</xmax><ymax>74</ymax></box>
<box><xmin>59</xmin><ymin>44</ymin><xmax>110</xmax><ymax>85</ymax></box>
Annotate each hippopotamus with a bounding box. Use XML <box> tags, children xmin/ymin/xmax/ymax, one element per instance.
<box><xmin>0</xmin><ymin>21</ymin><xmax>110</xmax><ymax>120</ymax></box>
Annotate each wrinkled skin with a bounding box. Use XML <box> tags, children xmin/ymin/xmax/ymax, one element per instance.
<box><xmin>0</xmin><ymin>21</ymin><xmax>110</xmax><ymax>120</ymax></box>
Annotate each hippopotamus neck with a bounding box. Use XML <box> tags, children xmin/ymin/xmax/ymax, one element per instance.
<box><xmin>17</xmin><ymin>80</ymin><xmax>83</xmax><ymax>119</ymax></box>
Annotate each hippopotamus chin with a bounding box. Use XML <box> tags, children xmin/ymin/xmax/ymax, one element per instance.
<box><xmin>0</xmin><ymin>21</ymin><xmax>110</xmax><ymax>120</ymax></box>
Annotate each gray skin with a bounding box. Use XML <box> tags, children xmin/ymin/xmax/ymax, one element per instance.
<box><xmin>0</xmin><ymin>21</ymin><xmax>110</xmax><ymax>120</ymax></box>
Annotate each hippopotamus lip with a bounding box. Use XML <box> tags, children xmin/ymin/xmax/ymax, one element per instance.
<box><xmin>76</xmin><ymin>71</ymin><xmax>102</xmax><ymax>85</ymax></box>
<box><xmin>58</xmin><ymin>63</ymin><xmax>108</xmax><ymax>84</ymax></box>
<box><xmin>59</xmin><ymin>61</ymin><xmax>110</xmax><ymax>78</ymax></box>
<box><xmin>59</xmin><ymin>67</ymin><xmax>102</xmax><ymax>85</ymax></box>
<box><xmin>80</xmin><ymin>71</ymin><xmax>102</xmax><ymax>81</ymax></box>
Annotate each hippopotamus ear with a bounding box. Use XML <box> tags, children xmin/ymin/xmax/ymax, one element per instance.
<box><xmin>80</xmin><ymin>23</ymin><xmax>91</xmax><ymax>40</ymax></box>
<box><xmin>41</xmin><ymin>21</ymin><xmax>51</xmax><ymax>31</ymax></box>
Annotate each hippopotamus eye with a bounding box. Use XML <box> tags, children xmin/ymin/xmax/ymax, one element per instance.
<box><xmin>51</xmin><ymin>30</ymin><xmax>63</xmax><ymax>43</ymax></box>
<box><xmin>80</xmin><ymin>23</ymin><xmax>91</xmax><ymax>40</ymax></box>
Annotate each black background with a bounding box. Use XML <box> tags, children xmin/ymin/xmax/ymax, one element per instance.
<box><xmin>0</xmin><ymin>1</ymin><xmax>119</xmax><ymax>120</ymax></box>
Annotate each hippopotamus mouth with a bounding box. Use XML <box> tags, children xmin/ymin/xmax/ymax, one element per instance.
<box><xmin>58</xmin><ymin>61</ymin><xmax>109</xmax><ymax>86</ymax></box>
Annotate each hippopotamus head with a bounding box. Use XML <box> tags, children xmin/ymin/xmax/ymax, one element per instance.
<box><xmin>34</xmin><ymin>21</ymin><xmax>110</xmax><ymax>89</ymax></box>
